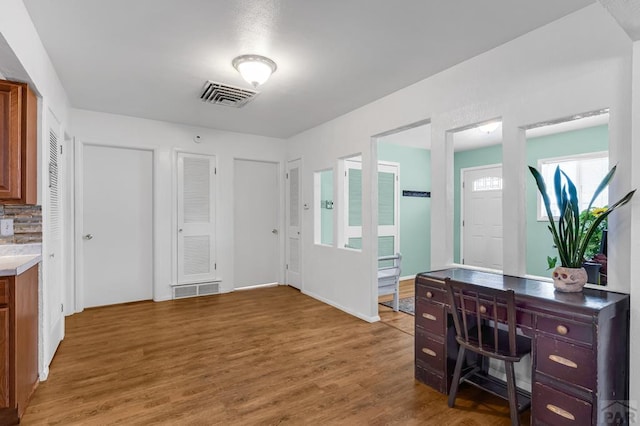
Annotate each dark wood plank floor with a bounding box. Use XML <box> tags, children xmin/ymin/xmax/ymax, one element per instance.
<box><xmin>23</xmin><ymin>285</ymin><xmax>528</xmax><ymax>425</ymax></box>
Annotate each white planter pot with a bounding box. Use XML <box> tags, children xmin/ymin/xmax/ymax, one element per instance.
<box><xmin>552</xmin><ymin>266</ymin><xmax>588</xmax><ymax>292</ymax></box>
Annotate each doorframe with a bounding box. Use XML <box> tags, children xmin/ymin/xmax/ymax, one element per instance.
<box><xmin>232</xmin><ymin>157</ymin><xmax>284</xmax><ymax>289</ymax></box>
<box><xmin>459</xmin><ymin>163</ymin><xmax>502</xmax><ymax>268</ymax></box>
<box><xmin>74</xmin><ymin>141</ymin><xmax>157</xmax><ymax>312</ymax></box>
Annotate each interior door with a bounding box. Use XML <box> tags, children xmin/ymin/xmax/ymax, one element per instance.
<box><xmin>234</xmin><ymin>159</ymin><xmax>279</xmax><ymax>289</ymax></box>
<box><xmin>177</xmin><ymin>153</ymin><xmax>216</xmax><ymax>285</ymax></box>
<box><xmin>80</xmin><ymin>144</ymin><xmax>153</xmax><ymax>308</ymax></box>
<box><xmin>45</xmin><ymin>119</ymin><xmax>64</xmax><ymax>365</ymax></box>
<box><xmin>462</xmin><ymin>165</ymin><xmax>503</xmax><ymax>269</ymax></box>
<box><xmin>286</xmin><ymin>159</ymin><xmax>302</xmax><ymax>288</ymax></box>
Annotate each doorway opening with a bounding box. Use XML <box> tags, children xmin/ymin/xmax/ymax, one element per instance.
<box><xmin>373</xmin><ymin>119</ymin><xmax>431</xmax><ymax>324</ymax></box>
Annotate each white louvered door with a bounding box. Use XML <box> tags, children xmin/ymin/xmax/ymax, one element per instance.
<box><xmin>286</xmin><ymin>159</ymin><xmax>302</xmax><ymax>288</ymax></box>
<box><xmin>46</xmin><ymin>124</ymin><xmax>64</xmax><ymax>365</ymax></box>
<box><xmin>177</xmin><ymin>153</ymin><xmax>216</xmax><ymax>284</ymax></box>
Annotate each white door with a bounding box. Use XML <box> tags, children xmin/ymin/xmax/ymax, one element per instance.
<box><xmin>234</xmin><ymin>159</ymin><xmax>279</xmax><ymax>289</ymax></box>
<box><xmin>80</xmin><ymin>145</ymin><xmax>153</xmax><ymax>308</ymax></box>
<box><xmin>177</xmin><ymin>153</ymin><xmax>216</xmax><ymax>284</ymax></box>
<box><xmin>462</xmin><ymin>165</ymin><xmax>503</xmax><ymax>269</ymax></box>
<box><xmin>45</xmin><ymin>120</ymin><xmax>64</xmax><ymax>365</ymax></box>
<box><xmin>286</xmin><ymin>159</ymin><xmax>302</xmax><ymax>288</ymax></box>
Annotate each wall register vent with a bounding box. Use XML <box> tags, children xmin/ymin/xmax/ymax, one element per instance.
<box><xmin>172</xmin><ymin>281</ymin><xmax>220</xmax><ymax>299</ymax></box>
<box><xmin>200</xmin><ymin>81</ymin><xmax>258</xmax><ymax>108</ymax></box>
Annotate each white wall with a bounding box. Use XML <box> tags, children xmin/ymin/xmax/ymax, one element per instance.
<box><xmin>0</xmin><ymin>0</ymin><xmax>72</xmax><ymax>380</ymax></box>
<box><xmin>71</xmin><ymin>109</ymin><xmax>287</xmax><ymax>302</ymax></box>
<box><xmin>288</xmin><ymin>0</ymin><xmax>635</xmax><ymax>371</ymax></box>
<box><xmin>630</xmin><ymin>39</ymin><xmax>640</xmax><ymax>413</ymax></box>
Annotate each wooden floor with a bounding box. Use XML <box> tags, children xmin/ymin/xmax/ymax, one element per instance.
<box><xmin>23</xmin><ymin>285</ymin><xmax>529</xmax><ymax>425</ymax></box>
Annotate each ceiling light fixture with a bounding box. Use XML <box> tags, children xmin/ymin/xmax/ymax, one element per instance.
<box><xmin>477</xmin><ymin>121</ymin><xmax>500</xmax><ymax>134</ymax></box>
<box><xmin>232</xmin><ymin>54</ymin><xmax>277</xmax><ymax>87</ymax></box>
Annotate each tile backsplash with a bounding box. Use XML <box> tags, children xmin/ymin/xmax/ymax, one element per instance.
<box><xmin>0</xmin><ymin>204</ymin><xmax>43</xmax><ymax>244</ymax></box>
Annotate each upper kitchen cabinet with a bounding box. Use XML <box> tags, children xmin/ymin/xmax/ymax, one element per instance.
<box><xmin>0</xmin><ymin>80</ymin><xmax>37</xmax><ymax>205</ymax></box>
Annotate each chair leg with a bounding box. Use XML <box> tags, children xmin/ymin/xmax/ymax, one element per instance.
<box><xmin>448</xmin><ymin>345</ymin><xmax>466</xmax><ymax>408</ymax></box>
<box><xmin>504</xmin><ymin>361</ymin><xmax>520</xmax><ymax>426</ymax></box>
<box><xmin>392</xmin><ymin>286</ymin><xmax>399</xmax><ymax>311</ymax></box>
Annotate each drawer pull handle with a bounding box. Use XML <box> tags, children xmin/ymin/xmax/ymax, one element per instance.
<box><xmin>479</xmin><ymin>305</ymin><xmax>487</xmax><ymax>314</ymax></box>
<box><xmin>422</xmin><ymin>348</ymin><xmax>436</xmax><ymax>357</ymax></box>
<box><xmin>426</xmin><ymin>291</ymin><xmax>433</xmax><ymax>299</ymax></box>
<box><xmin>422</xmin><ymin>313</ymin><xmax>437</xmax><ymax>321</ymax></box>
<box><xmin>549</xmin><ymin>354</ymin><xmax>578</xmax><ymax>369</ymax></box>
<box><xmin>546</xmin><ymin>404</ymin><xmax>575</xmax><ymax>421</ymax></box>
<box><xmin>556</xmin><ymin>325</ymin><xmax>568</xmax><ymax>335</ymax></box>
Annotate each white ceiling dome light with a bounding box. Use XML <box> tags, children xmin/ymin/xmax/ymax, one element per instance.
<box><xmin>232</xmin><ymin>54</ymin><xmax>277</xmax><ymax>87</ymax></box>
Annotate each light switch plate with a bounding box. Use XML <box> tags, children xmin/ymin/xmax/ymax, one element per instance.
<box><xmin>0</xmin><ymin>219</ymin><xmax>14</xmax><ymax>237</ymax></box>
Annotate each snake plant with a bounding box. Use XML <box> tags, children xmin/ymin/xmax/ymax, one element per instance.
<box><xmin>529</xmin><ymin>165</ymin><xmax>635</xmax><ymax>268</ymax></box>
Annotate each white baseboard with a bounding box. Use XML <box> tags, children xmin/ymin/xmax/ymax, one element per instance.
<box><xmin>302</xmin><ymin>289</ymin><xmax>380</xmax><ymax>323</ymax></box>
<box><xmin>400</xmin><ymin>274</ymin><xmax>416</xmax><ymax>281</ymax></box>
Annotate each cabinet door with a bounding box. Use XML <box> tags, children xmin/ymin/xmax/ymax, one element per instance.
<box><xmin>0</xmin><ymin>82</ymin><xmax>22</xmax><ymax>201</ymax></box>
<box><xmin>0</xmin><ymin>306</ymin><xmax>8</xmax><ymax>408</ymax></box>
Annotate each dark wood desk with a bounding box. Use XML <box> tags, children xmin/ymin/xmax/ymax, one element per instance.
<box><xmin>415</xmin><ymin>268</ymin><xmax>630</xmax><ymax>425</ymax></box>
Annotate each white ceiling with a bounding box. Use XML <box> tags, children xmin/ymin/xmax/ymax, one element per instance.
<box><xmin>23</xmin><ymin>0</ymin><xmax>594</xmax><ymax>138</ymax></box>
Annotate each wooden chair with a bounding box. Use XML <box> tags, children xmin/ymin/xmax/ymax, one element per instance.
<box><xmin>377</xmin><ymin>253</ymin><xmax>402</xmax><ymax>311</ymax></box>
<box><xmin>444</xmin><ymin>278</ymin><xmax>532</xmax><ymax>426</ymax></box>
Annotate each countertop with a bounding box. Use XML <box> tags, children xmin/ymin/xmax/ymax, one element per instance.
<box><xmin>0</xmin><ymin>244</ymin><xmax>42</xmax><ymax>277</ymax></box>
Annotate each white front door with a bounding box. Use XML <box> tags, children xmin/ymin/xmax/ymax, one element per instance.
<box><xmin>233</xmin><ymin>159</ymin><xmax>280</xmax><ymax>289</ymax></box>
<box><xmin>79</xmin><ymin>144</ymin><xmax>153</xmax><ymax>308</ymax></box>
<box><xmin>462</xmin><ymin>165</ymin><xmax>503</xmax><ymax>269</ymax></box>
<box><xmin>286</xmin><ymin>159</ymin><xmax>302</xmax><ymax>289</ymax></box>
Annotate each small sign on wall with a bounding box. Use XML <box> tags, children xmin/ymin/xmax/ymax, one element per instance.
<box><xmin>402</xmin><ymin>190</ymin><xmax>431</xmax><ymax>198</ymax></box>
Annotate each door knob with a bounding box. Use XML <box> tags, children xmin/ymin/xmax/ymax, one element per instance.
<box><xmin>84</xmin><ymin>234</ymin><xmax>93</xmax><ymax>240</ymax></box>
<box><xmin>272</xmin><ymin>229</ymin><xmax>278</xmax><ymax>234</ymax></box>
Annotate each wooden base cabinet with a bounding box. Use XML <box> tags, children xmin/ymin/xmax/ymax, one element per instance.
<box><xmin>0</xmin><ymin>265</ymin><xmax>39</xmax><ymax>425</ymax></box>
<box><xmin>0</xmin><ymin>79</ymin><xmax>37</xmax><ymax>205</ymax></box>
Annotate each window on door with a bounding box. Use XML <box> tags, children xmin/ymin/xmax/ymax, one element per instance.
<box><xmin>537</xmin><ymin>152</ymin><xmax>609</xmax><ymax>220</ymax></box>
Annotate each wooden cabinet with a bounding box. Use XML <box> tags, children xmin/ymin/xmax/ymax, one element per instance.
<box><xmin>0</xmin><ymin>80</ymin><xmax>37</xmax><ymax>205</ymax></box>
<box><xmin>415</xmin><ymin>269</ymin><xmax>630</xmax><ymax>425</ymax></box>
<box><xmin>0</xmin><ymin>266</ymin><xmax>39</xmax><ymax>425</ymax></box>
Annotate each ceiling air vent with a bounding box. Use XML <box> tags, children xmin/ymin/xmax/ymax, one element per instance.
<box><xmin>200</xmin><ymin>80</ymin><xmax>259</xmax><ymax>108</ymax></box>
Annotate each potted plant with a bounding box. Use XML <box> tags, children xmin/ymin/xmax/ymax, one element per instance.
<box><xmin>529</xmin><ymin>165</ymin><xmax>635</xmax><ymax>292</ymax></box>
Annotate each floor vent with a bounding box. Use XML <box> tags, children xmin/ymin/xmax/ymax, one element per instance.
<box><xmin>200</xmin><ymin>81</ymin><xmax>258</xmax><ymax>108</ymax></box>
<box><xmin>173</xmin><ymin>282</ymin><xmax>220</xmax><ymax>299</ymax></box>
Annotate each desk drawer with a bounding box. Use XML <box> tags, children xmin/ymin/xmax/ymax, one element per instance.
<box><xmin>415</xmin><ymin>329</ymin><xmax>445</xmax><ymax>372</ymax></box>
<box><xmin>533</xmin><ymin>382</ymin><xmax>592</xmax><ymax>425</ymax></box>
<box><xmin>416</xmin><ymin>300</ymin><xmax>445</xmax><ymax>335</ymax></box>
<box><xmin>416</xmin><ymin>281</ymin><xmax>446</xmax><ymax>304</ymax></box>
<box><xmin>537</xmin><ymin>316</ymin><xmax>593</xmax><ymax>345</ymax></box>
<box><xmin>536</xmin><ymin>334</ymin><xmax>595</xmax><ymax>391</ymax></box>
<box><xmin>0</xmin><ymin>279</ymin><xmax>7</xmax><ymax>305</ymax></box>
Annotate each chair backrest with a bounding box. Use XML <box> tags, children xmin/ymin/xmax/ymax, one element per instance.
<box><xmin>378</xmin><ymin>253</ymin><xmax>401</xmax><ymax>273</ymax></box>
<box><xmin>444</xmin><ymin>278</ymin><xmax>518</xmax><ymax>358</ymax></box>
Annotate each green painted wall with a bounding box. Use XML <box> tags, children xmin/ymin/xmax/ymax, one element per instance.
<box><xmin>453</xmin><ymin>145</ymin><xmax>503</xmax><ymax>263</ymax></box>
<box><xmin>378</xmin><ymin>142</ymin><xmax>431</xmax><ymax>275</ymax></box>
<box><xmin>525</xmin><ymin>125</ymin><xmax>608</xmax><ymax>277</ymax></box>
<box><xmin>320</xmin><ymin>169</ymin><xmax>333</xmax><ymax>245</ymax></box>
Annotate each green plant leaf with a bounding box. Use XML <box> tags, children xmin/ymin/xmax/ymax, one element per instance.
<box><xmin>547</xmin><ymin>256</ymin><xmax>557</xmax><ymax>270</ymax></box>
